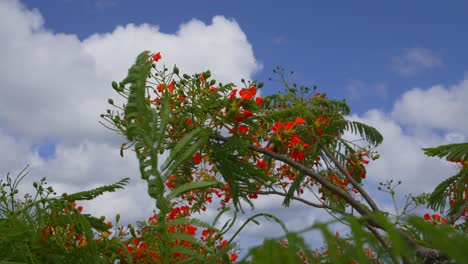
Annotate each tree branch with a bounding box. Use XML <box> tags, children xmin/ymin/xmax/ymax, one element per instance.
<box><xmin>211</xmin><ymin>135</ymin><xmax>373</xmax><ymax>218</ymax></box>
<box><xmin>447</xmin><ymin>199</ymin><xmax>468</xmax><ymax>224</ymax></box>
<box><xmin>254</xmin><ymin>189</ymin><xmax>329</xmax><ymax>209</ymax></box>
<box><xmin>320</xmin><ymin>143</ymin><xmax>380</xmax><ymax>212</ymax></box>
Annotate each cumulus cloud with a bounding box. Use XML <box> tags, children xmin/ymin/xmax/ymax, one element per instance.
<box><xmin>391</xmin><ymin>77</ymin><xmax>468</xmax><ymax>134</ymax></box>
<box><xmin>350</xmin><ymin>75</ymin><xmax>467</xmax><ymax>198</ymax></box>
<box><xmin>391</xmin><ymin>48</ymin><xmax>442</xmax><ymax>77</ymax></box>
<box><xmin>349</xmin><ymin>110</ymin><xmax>458</xmax><ymax>195</ymax></box>
<box><xmin>0</xmin><ymin>0</ymin><xmax>261</xmax><ymax>144</ymax></box>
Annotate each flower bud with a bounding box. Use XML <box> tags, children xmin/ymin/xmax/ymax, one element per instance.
<box><xmin>129</xmin><ymin>225</ymin><xmax>137</xmax><ymax>238</ymax></box>
<box><xmin>203</xmin><ymin>70</ymin><xmax>211</xmax><ymax>79</ymax></box>
<box><xmin>112</xmin><ymin>81</ymin><xmax>119</xmax><ymax>90</ymax></box>
<box><xmin>108</xmin><ymin>99</ymin><xmax>114</xmax><ymax>105</ymax></box>
<box><xmin>258</xmin><ymin>82</ymin><xmax>264</xmax><ymax>88</ymax></box>
<box><xmin>173</xmin><ymin>66</ymin><xmax>179</xmax><ymax>75</ymax></box>
<box><xmin>183</xmin><ymin>74</ymin><xmax>190</xmax><ymax>79</ymax></box>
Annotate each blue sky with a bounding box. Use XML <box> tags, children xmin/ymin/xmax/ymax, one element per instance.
<box><xmin>1</xmin><ymin>0</ymin><xmax>467</xmax><ymax>255</ymax></box>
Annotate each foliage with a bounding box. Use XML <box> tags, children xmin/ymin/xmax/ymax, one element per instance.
<box><xmin>0</xmin><ymin>51</ymin><xmax>466</xmax><ymax>263</ymax></box>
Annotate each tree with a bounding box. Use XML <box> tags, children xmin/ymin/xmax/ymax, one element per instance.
<box><xmin>101</xmin><ymin>51</ymin><xmax>468</xmax><ymax>263</ymax></box>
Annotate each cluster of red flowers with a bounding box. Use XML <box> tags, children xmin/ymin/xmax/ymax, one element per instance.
<box><xmin>423</xmin><ymin>213</ymin><xmax>447</xmax><ymax>223</ymax></box>
<box><xmin>269</xmin><ymin>117</ymin><xmax>311</xmax><ymax>161</ymax></box>
<box><xmin>143</xmin><ymin>51</ymin><xmax>382</xmax><ymax>263</ymax></box>
<box><xmin>38</xmin><ymin>201</ymin><xmax>89</xmax><ymax>247</ymax></box>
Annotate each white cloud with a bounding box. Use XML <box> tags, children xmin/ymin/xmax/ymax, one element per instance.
<box><xmin>0</xmin><ymin>0</ymin><xmax>261</xmax><ymax>144</ymax></box>
<box><xmin>349</xmin><ymin>75</ymin><xmax>467</xmax><ymax>198</ymax></box>
<box><xmin>350</xmin><ymin>110</ymin><xmax>458</xmax><ymax>195</ymax></box>
<box><xmin>391</xmin><ymin>48</ymin><xmax>442</xmax><ymax>77</ymax></box>
<box><xmin>391</xmin><ymin>78</ymin><xmax>468</xmax><ymax>134</ymax></box>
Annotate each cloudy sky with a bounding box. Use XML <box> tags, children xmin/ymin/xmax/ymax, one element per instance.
<box><xmin>1</xmin><ymin>0</ymin><xmax>467</xmax><ymax>254</ymax></box>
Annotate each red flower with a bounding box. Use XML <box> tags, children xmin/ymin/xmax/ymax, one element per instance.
<box><xmin>271</xmin><ymin>123</ymin><xmax>284</xmax><ymax>132</ymax></box>
<box><xmin>294</xmin><ymin>116</ymin><xmax>306</xmax><ymax>125</ymax></box>
<box><xmin>185</xmin><ymin>117</ymin><xmax>193</xmax><ymax>126</ymax></box>
<box><xmin>165</xmin><ymin>181</ymin><xmax>174</xmax><ymax>189</ymax></box>
<box><xmin>220</xmin><ymin>240</ymin><xmax>229</xmax><ymax>247</ymax></box>
<box><xmin>152</xmin><ymin>52</ymin><xmax>162</xmax><ymax>62</ymax></box>
<box><xmin>238</xmin><ymin>125</ymin><xmax>248</xmax><ymax>133</ymax></box>
<box><xmin>230</xmin><ymin>253</ymin><xmax>238</xmax><ymax>261</ymax></box>
<box><xmin>168</xmin><ymin>80</ymin><xmax>175</xmax><ymax>92</ymax></box>
<box><xmin>200</xmin><ymin>73</ymin><xmax>205</xmax><ymax>83</ymax></box>
<box><xmin>424</xmin><ymin>213</ymin><xmax>431</xmax><ymax>220</ymax></box>
<box><xmin>77</xmin><ymin>206</ymin><xmax>83</xmax><ymax>212</ymax></box>
<box><xmin>157</xmin><ymin>84</ymin><xmax>164</xmax><ymax>93</ymax></box>
<box><xmin>184</xmin><ymin>225</ymin><xmax>197</xmax><ymax>235</ymax></box>
<box><xmin>432</xmin><ymin>214</ymin><xmax>440</xmax><ymax>221</ymax></box>
<box><xmin>256</xmin><ymin>97</ymin><xmax>263</xmax><ymax>107</ymax></box>
<box><xmin>243</xmin><ymin>109</ymin><xmax>253</xmax><ymax>118</ymax></box>
<box><xmin>256</xmin><ymin>159</ymin><xmax>267</xmax><ymax>168</ymax></box>
<box><xmin>229</xmin><ymin>89</ymin><xmax>238</xmax><ymax>100</ymax></box>
<box><xmin>193</xmin><ymin>152</ymin><xmax>201</xmax><ymax>165</ymax></box>
<box><xmin>239</xmin><ymin>86</ymin><xmax>257</xmax><ymax>100</ymax></box>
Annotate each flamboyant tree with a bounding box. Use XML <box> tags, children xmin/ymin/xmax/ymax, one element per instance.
<box><xmin>100</xmin><ymin>51</ymin><xmax>468</xmax><ymax>263</ymax></box>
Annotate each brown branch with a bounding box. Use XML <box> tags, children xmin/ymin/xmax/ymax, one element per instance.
<box><xmin>320</xmin><ymin>143</ymin><xmax>380</xmax><ymax>212</ymax></box>
<box><xmin>254</xmin><ymin>189</ymin><xmax>329</xmax><ymax>209</ymax></box>
<box><xmin>211</xmin><ymin>135</ymin><xmax>373</xmax><ymax>218</ymax></box>
<box><xmin>447</xmin><ymin>199</ymin><xmax>468</xmax><ymax>224</ymax></box>
<box><xmin>211</xmin><ymin>135</ymin><xmax>449</xmax><ymax>263</ymax></box>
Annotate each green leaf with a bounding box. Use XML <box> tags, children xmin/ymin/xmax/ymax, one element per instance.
<box><xmin>160</xmin><ymin>128</ymin><xmax>206</xmax><ymax>175</ymax></box>
<box><xmin>166</xmin><ymin>180</ymin><xmax>221</xmax><ymax>200</ymax></box>
<box><xmin>345</xmin><ymin>121</ymin><xmax>383</xmax><ymax>146</ymax></box>
<box><xmin>422</xmin><ymin>142</ymin><xmax>468</xmax><ymax>162</ymax></box>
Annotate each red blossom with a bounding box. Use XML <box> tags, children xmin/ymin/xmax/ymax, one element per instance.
<box><xmin>230</xmin><ymin>253</ymin><xmax>238</xmax><ymax>261</ymax></box>
<box><xmin>229</xmin><ymin>89</ymin><xmax>238</xmax><ymax>100</ymax></box>
<box><xmin>239</xmin><ymin>86</ymin><xmax>257</xmax><ymax>100</ymax></box>
<box><xmin>168</xmin><ymin>80</ymin><xmax>175</xmax><ymax>92</ymax></box>
<box><xmin>184</xmin><ymin>225</ymin><xmax>197</xmax><ymax>235</ymax></box>
<box><xmin>294</xmin><ymin>116</ymin><xmax>306</xmax><ymax>125</ymax></box>
<box><xmin>256</xmin><ymin>97</ymin><xmax>263</xmax><ymax>107</ymax></box>
<box><xmin>256</xmin><ymin>159</ymin><xmax>267</xmax><ymax>168</ymax></box>
<box><xmin>238</xmin><ymin>125</ymin><xmax>249</xmax><ymax>133</ymax></box>
<box><xmin>220</xmin><ymin>240</ymin><xmax>229</xmax><ymax>247</ymax></box>
<box><xmin>157</xmin><ymin>84</ymin><xmax>164</xmax><ymax>93</ymax></box>
<box><xmin>193</xmin><ymin>152</ymin><xmax>201</xmax><ymax>165</ymax></box>
<box><xmin>152</xmin><ymin>52</ymin><xmax>162</xmax><ymax>62</ymax></box>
